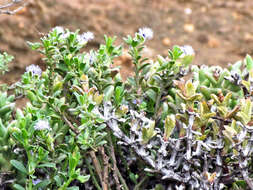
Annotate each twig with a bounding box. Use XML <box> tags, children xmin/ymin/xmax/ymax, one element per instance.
<box><xmin>90</xmin><ymin>150</ymin><xmax>109</xmax><ymax>190</ymax></box>
<box><xmin>133</xmin><ymin>176</ymin><xmax>148</xmax><ymax>190</ymax></box>
<box><xmin>0</xmin><ymin>0</ymin><xmax>23</xmax><ymax>9</ymax></box>
<box><xmin>62</xmin><ymin>114</ymin><xmax>79</xmax><ymax>135</ymax></box>
<box><xmin>99</xmin><ymin>147</ymin><xmax>109</xmax><ymax>190</ymax></box>
<box><xmin>108</xmin><ymin>133</ymin><xmax>130</xmax><ymax>190</ymax></box>
<box><xmin>85</xmin><ymin>158</ymin><xmax>102</xmax><ymax>190</ymax></box>
<box><xmin>108</xmin><ymin>135</ymin><xmax>121</xmax><ymax>190</ymax></box>
<box><xmin>0</xmin><ymin>0</ymin><xmax>30</xmax><ymax>15</ymax></box>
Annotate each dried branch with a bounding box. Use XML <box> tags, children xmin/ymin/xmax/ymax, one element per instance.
<box><xmin>0</xmin><ymin>0</ymin><xmax>30</xmax><ymax>15</ymax></box>
<box><xmin>108</xmin><ymin>135</ymin><xmax>121</xmax><ymax>190</ymax></box>
<box><xmin>103</xmin><ymin>102</ymin><xmax>253</xmax><ymax>189</ymax></box>
<box><xmin>99</xmin><ymin>147</ymin><xmax>109</xmax><ymax>190</ymax></box>
<box><xmin>62</xmin><ymin>114</ymin><xmax>79</xmax><ymax>135</ymax></box>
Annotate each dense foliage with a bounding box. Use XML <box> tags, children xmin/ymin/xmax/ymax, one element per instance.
<box><xmin>0</xmin><ymin>27</ymin><xmax>252</xmax><ymax>190</ymax></box>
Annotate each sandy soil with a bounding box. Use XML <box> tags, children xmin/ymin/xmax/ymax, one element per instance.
<box><xmin>1</xmin><ymin>0</ymin><xmax>253</xmax><ymax>83</ymax></box>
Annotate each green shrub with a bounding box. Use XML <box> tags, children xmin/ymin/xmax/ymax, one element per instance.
<box><xmin>0</xmin><ymin>27</ymin><xmax>252</xmax><ymax>189</ymax></box>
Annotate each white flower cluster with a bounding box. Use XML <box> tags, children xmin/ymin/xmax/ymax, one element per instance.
<box><xmin>138</xmin><ymin>27</ymin><xmax>153</xmax><ymax>41</ymax></box>
<box><xmin>77</xmin><ymin>31</ymin><xmax>94</xmax><ymax>44</ymax></box>
<box><xmin>34</xmin><ymin>120</ymin><xmax>51</xmax><ymax>131</ymax></box>
<box><xmin>26</xmin><ymin>64</ymin><xmax>42</xmax><ymax>76</ymax></box>
<box><xmin>179</xmin><ymin>45</ymin><xmax>195</xmax><ymax>57</ymax></box>
<box><xmin>52</xmin><ymin>26</ymin><xmax>65</xmax><ymax>34</ymax></box>
<box><xmin>51</xmin><ymin>26</ymin><xmax>94</xmax><ymax>44</ymax></box>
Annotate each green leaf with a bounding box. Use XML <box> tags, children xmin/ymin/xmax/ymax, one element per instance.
<box><xmin>54</xmin><ymin>175</ymin><xmax>62</xmax><ymax>186</ymax></box>
<box><xmin>13</xmin><ymin>184</ymin><xmax>25</xmax><ymax>190</ymax></box>
<box><xmin>77</xmin><ymin>175</ymin><xmax>90</xmax><ymax>183</ymax></box>
<box><xmin>115</xmin><ymin>86</ymin><xmax>124</xmax><ymax>105</ymax></box>
<box><xmin>146</xmin><ymin>89</ymin><xmax>157</xmax><ymax>102</ymax></box>
<box><xmin>27</xmin><ymin>41</ymin><xmax>41</xmax><ymax>50</ymax></box>
<box><xmin>246</xmin><ymin>54</ymin><xmax>253</xmax><ymax>71</ymax></box>
<box><xmin>0</xmin><ymin>103</ymin><xmax>15</xmax><ymax>116</ymax></box>
<box><xmin>67</xmin><ymin>187</ymin><xmax>79</xmax><ymax>190</ymax></box>
<box><xmin>205</xmin><ymin>72</ymin><xmax>217</xmax><ymax>86</ymax></box>
<box><xmin>10</xmin><ymin>160</ymin><xmax>27</xmax><ymax>174</ymax></box>
<box><xmin>233</xmin><ymin>180</ymin><xmax>247</xmax><ymax>189</ymax></box>
<box><xmin>103</xmin><ymin>85</ymin><xmax>114</xmax><ymax>101</ymax></box>
<box><xmin>38</xmin><ymin>163</ymin><xmax>56</xmax><ymax>169</ymax></box>
<box><xmin>34</xmin><ymin>179</ymin><xmax>51</xmax><ymax>189</ymax></box>
<box><xmin>0</xmin><ymin>118</ymin><xmax>7</xmax><ymax>137</ymax></box>
<box><xmin>27</xmin><ymin>90</ymin><xmax>37</xmax><ymax>102</ymax></box>
<box><xmin>229</xmin><ymin>60</ymin><xmax>242</xmax><ymax>73</ymax></box>
<box><xmin>181</xmin><ymin>55</ymin><xmax>194</xmax><ymax>67</ymax></box>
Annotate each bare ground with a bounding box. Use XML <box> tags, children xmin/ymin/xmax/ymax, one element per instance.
<box><xmin>1</xmin><ymin>0</ymin><xmax>253</xmax><ymax>83</ymax></box>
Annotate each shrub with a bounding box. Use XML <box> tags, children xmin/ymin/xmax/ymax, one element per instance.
<box><xmin>0</xmin><ymin>27</ymin><xmax>252</xmax><ymax>190</ymax></box>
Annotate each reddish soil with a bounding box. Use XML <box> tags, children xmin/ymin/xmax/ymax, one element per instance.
<box><xmin>1</xmin><ymin>0</ymin><xmax>253</xmax><ymax>83</ymax></box>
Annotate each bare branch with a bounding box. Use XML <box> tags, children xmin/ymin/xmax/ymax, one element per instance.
<box><xmin>0</xmin><ymin>0</ymin><xmax>30</xmax><ymax>15</ymax></box>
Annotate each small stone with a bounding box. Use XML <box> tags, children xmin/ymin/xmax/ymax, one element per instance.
<box><xmin>162</xmin><ymin>37</ymin><xmax>171</xmax><ymax>46</ymax></box>
<box><xmin>166</xmin><ymin>17</ymin><xmax>173</xmax><ymax>24</ymax></box>
<box><xmin>184</xmin><ymin>24</ymin><xmax>195</xmax><ymax>33</ymax></box>
<box><xmin>244</xmin><ymin>33</ymin><xmax>253</xmax><ymax>42</ymax></box>
<box><xmin>207</xmin><ymin>36</ymin><xmax>220</xmax><ymax>48</ymax></box>
<box><xmin>197</xmin><ymin>34</ymin><xmax>209</xmax><ymax>44</ymax></box>
<box><xmin>201</xmin><ymin>6</ymin><xmax>207</xmax><ymax>13</ymax></box>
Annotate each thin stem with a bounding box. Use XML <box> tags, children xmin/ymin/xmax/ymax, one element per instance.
<box><xmin>99</xmin><ymin>147</ymin><xmax>109</xmax><ymax>190</ymax></box>
<box><xmin>85</xmin><ymin>158</ymin><xmax>102</xmax><ymax>190</ymax></box>
<box><xmin>154</xmin><ymin>84</ymin><xmax>164</xmax><ymax>119</ymax></box>
<box><xmin>108</xmin><ymin>133</ymin><xmax>129</xmax><ymax>190</ymax></box>
<box><xmin>133</xmin><ymin>176</ymin><xmax>148</xmax><ymax>190</ymax></box>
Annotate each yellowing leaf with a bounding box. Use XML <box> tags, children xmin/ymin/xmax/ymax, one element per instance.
<box><xmin>223</xmin><ymin>92</ymin><xmax>232</xmax><ymax>105</ymax></box>
<box><xmin>185</xmin><ymin>81</ymin><xmax>195</xmax><ymax>97</ymax></box>
<box><xmin>210</xmin><ymin>94</ymin><xmax>221</xmax><ymax>105</ymax></box>
<box><xmin>80</xmin><ymin>74</ymin><xmax>89</xmax><ymax>81</ymax></box>
<box><xmin>142</xmin><ymin>121</ymin><xmax>157</xmax><ymax>144</ymax></box>
<box><xmin>93</xmin><ymin>92</ymin><xmax>103</xmax><ymax>105</ymax></box>
<box><xmin>164</xmin><ymin>115</ymin><xmax>176</xmax><ymax>141</ymax></box>
<box><xmin>241</xmin><ymin>80</ymin><xmax>250</xmax><ymax>92</ymax></box>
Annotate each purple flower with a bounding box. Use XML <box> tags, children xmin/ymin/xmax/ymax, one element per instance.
<box><xmin>32</xmin><ymin>179</ymin><xmax>41</xmax><ymax>185</ymax></box>
<box><xmin>179</xmin><ymin>45</ymin><xmax>195</xmax><ymax>57</ymax></box>
<box><xmin>138</xmin><ymin>27</ymin><xmax>153</xmax><ymax>40</ymax></box>
<box><xmin>34</xmin><ymin>120</ymin><xmax>51</xmax><ymax>131</ymax></box>
<box><xmin>26</xmin><ymin>64</ymin><xmax>42</xmax><ymax>76</ymax></box>
<box><xmin>77</xmin><ymin>32</ymin><xmax>94</xmax><ymax>44</ymax></box>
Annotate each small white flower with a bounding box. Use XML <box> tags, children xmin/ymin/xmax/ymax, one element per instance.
<box><xmin>77</xmin><ymin>31</ymin><xmax>94</xmax><ymax>44</ymax></box>
<box><xmin>34</xmin><ymin>120</ymin><xmax>51</xmax><ymax>131</ymax></box>
<box><xmin>52</xmin><ymin>26</ymin><xmax>65</xmax><ymax>34</ymax></box>
<box><xmin>184</xmin><ymin>8</ymin><xmax>192</xmax><ymax>15</ymax></box>
<box><xmin>179</xmin><ymin>45</ymin><xmax>195</xmax><ymax>57</ymax></box>
<box><xmin>26</xmin><ymin>64</ymin><xmax>42</xmax><ymax>76</ymax></box>
<box><xmin>138</xmin><ymin>27</ymin><xmax>153</xmax><ymax>40</ymax></box>
<box><xmin>61</xmin><ymin>31</ymin><xmax>70</xmax><ymax>39</ymax></box>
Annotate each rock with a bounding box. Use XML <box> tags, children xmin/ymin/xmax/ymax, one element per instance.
<box><xmin>162</xmin><ymin>37</ymin><xmax>171</xmax><ymax>46</ymax></box>
<box><xmin>184</xmin><ymin>23</ymin><xmax>195</xmax><ymax>33</ymax></box>
<box><xmin>197</xmin><ymin>34</ymin><xmax>209</xmax><ymax>44</ymax></box>
<box><xmin>207</xmin><ymin>36</ymin><xmax>220</xmax><ymax>48</ymax></box>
